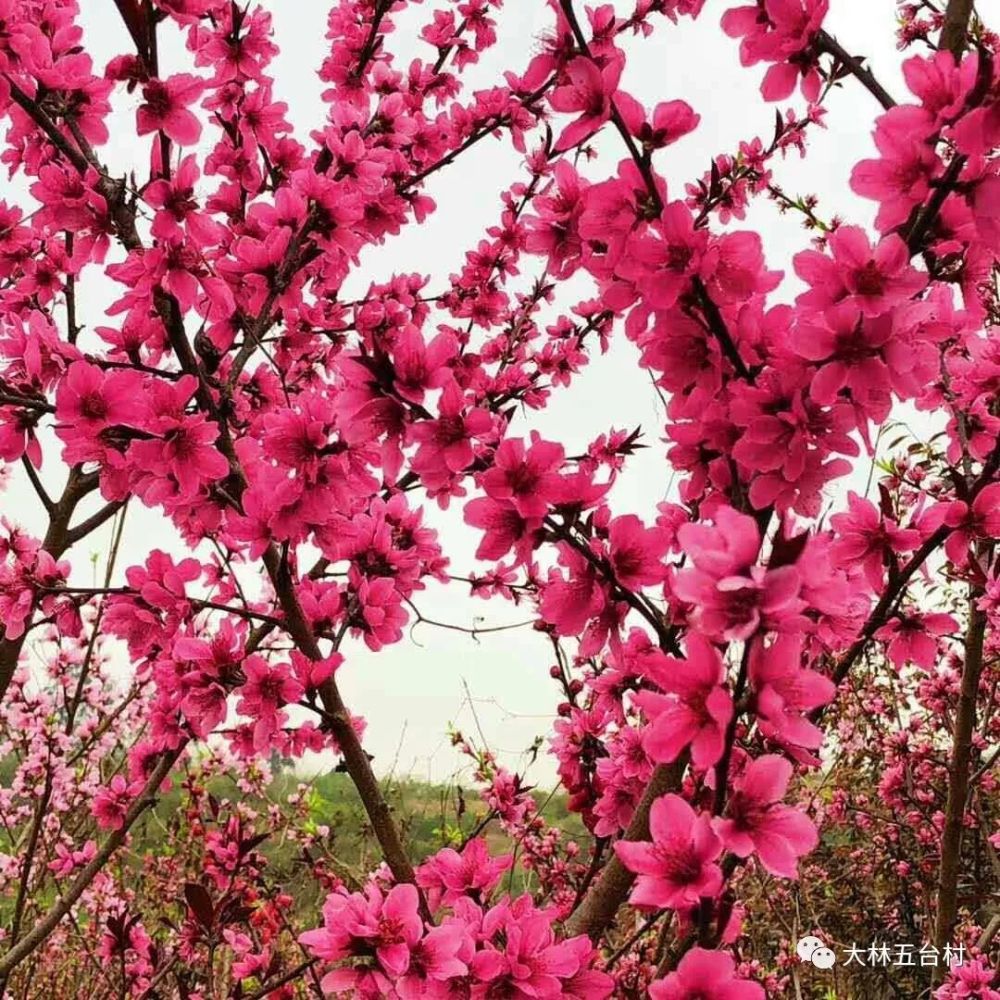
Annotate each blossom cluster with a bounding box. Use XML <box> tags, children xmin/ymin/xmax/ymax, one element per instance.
<box><xmin>0</xmin><ymin>0</ymin><xmax>997</xmax><ymax>996</ymax></box>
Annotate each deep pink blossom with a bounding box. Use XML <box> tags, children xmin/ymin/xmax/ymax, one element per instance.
<box><xmin>875</xmin><ymin>611</ymin><xmax>958</xmax><ymax>669</ymax></box>
<box><xmin>830</xmin><ymin>491</ymin><xmax>921</xmax><ymax>591</ymax></box>
<box><xmin>615</xmin><ymin>794</ymin><xmax>723</xmax><ymax>909</ymax></box>
<box><xmin>714</xmin><ymin>755</ymin><xmax>818</xmax><ymax>877</ymax></box>
<box><xmin>617</xmin><ymin>201</ymin><xmax>708</xmax><ymax>310</ymax></box>
<box><xmin>722</xmin><ymin>0</ymin><xmax>828</xmax><ymax>102</ymax></box>
<box><xmin>634</xmin><ymin>634</ymin><xmax>734</xmax><ymax>768</ymax></box>
<box><xmin>480</xmin><ymin>435</ymin><xmax>565</xmax><ymax>519</ymax></box>
<box><xmin>136</xmin><ymin>74</ymin><xmax>206</xmax><ymax>145</ymax></box>
<box><xmin>748</xmin><ymin>635</ymin><xmax>835</xmax><ymax>751</ymax></box>
<box><xmin>550</xmin><ymin>56</ymin><xmax>623</xmax><ymax>149</ymax></box>
<box><xmin>794</xmin><ymin>226</ymin><xmax>927</xmax><ymax>317</ymax></box>
<box><xmin>650</xmin><ymin>947</ymin><xmax>765</xmax><ymax>1000</ymax></box>
<box><xmin>93</xmin><ymin>775</ymin><xmax>137</xmax><ymax>830</ymax></box>
<box><xmin>934</xmin><ymin>485</ymin><xmax>1000</xmax><ymax>567</ymax></box>
<box><xmin>468</xmin><ymin>896</ymin><xmax>613</xmax><ymax>998</ymax></box>
<box><xmin>851</xmin><ymin>107</ymin><xmax>942</xmax><ymax>232</ymax></box>
<box><xmin>235</xmin><ymin>656</ymin><xmax>304</xmax><ymax>751</ymax></box>
<box><xmin>416</xmin><ymin>837</ymin><xmax>513</xmax><ymax>909</ymax></box>
<box><xmin>300</xmin><ymin>883</ymin><xmax>424</xmax><ymax>994</ymax></box>
<box><xmin>674</xmin><ymin>506</ymin><xmax>805</xmax><ymax>641</ymax></box>
<box><xmin>607</xmin><ymin>513</ymin><xmax>670</xmax><ymax>589</ymax></box>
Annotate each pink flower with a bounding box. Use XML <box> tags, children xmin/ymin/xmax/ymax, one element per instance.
<box><xmin>93</xmin><ymin>775</ymin><xmax>137</xmax><ymax>830</ymax></box>
<box><xmin>650</xmin><ymin>947</ymin><xmax>764</xmax><ymax>999</ymax></box>
<box><xmin>794</xmin><ymin>304</ymin><xmax>896</xmax><ymax>423</ymax></box>
<box><xmin>634</xmin><ymin>634</ymin><xmax>734</xmax><ymax>768</ymax></box>
<box><xmin>469</xmin><ymin>897</ymin><xmax>610</xmax><ymax>997</ymax></box>
<box><xmin>616</xmin><ymin>93</ymin><xmax>701</xmax><ymax>153</ymax></box>
<box><xmin>236</xmin><ymin>656</ymin><xmax>304</xmax><ymax>751</ymax></box>
<box><xmin>794</xmin><ymin>227</ymin><xmax>927</xmax><ymax>317</ymax></box>
<box><xmin>937</xmin><ymin>485</ymin><xmax>1000</xmax><ymax>567</ymax></box>
<box><xmin>144</xmin><ymin>154</ymin><xmax>222</xmax><ymax>244</ymax></box>
<box><xmin>480</xmin><ymin>435</ymin><xmax>565</xmax><ymax>519</ymax></box>
<box><xmin>618</xmin><ymin>201</ymin><xmax>708</xmax><ymax>310</ymax></box>
<box><xmin>902</xmin><ymin>50</ymin><xmax>977</xmax><ymax>130</ymax></box>
<box><xmin>579</xmin><ymin>160</ymin><xmax>667</xmax><ymax>267</ymax></box>
<box><xmin>607</xmin><ymin>514</ymin><xmax>670</xmax><ymax>589</ymax></box>
<box><xmin>391</xmin><ymin>328</ymin><xmax>457</xmax><ymax>405</ymax></box>
<box><xmin>464</xmin><ymin>495</ymin><xmax>541</xmax><ymax>564</ymax></box>
<box><xmin>702</xmin><ymin>229</ymin><xmax>781</xmax><ymax>305</ymax></box>
<box><xmin>411</xmin><ymin>381</ymin><xmax>492</xmax><ymax>491</ymax></box>
<box><xmin>125</xmin><ymin>376</ymin><xmax>229</xmax><ymax>499</ymax></box>
<box><xmin>645</xmin><ymin>99</ymin><xmax>701</xmax><ymax>148</ymax></box>
<box><xmin>830</xmin><ymin>491</ymin><xmax>921</xmax><ymax>591</ymax></box>
<box><xmin>525</xmin><ymin>160</ymin><xmax>590</xmax><ymax>278</ymax></box>
<box><xmin>722</xmin><ymin>0</ymin><xmax>828</xmax><ymax>103</ymax></box>
<box><xmin>748</xmin><ymin>634</ymin><xmax>835</xmax><ymax>750</ymax></box>
<box><xmin>615</xmin><ymin>794</ymin><xmax>723</xmax><ymax>909</ymax></box>
<box><xmin>300</xmin><ymin>883</ymin><xmax>424</xmax><ymax>993</ymax></box>
<box><xmin>48</xmin><ymin>840</ymin><xmax>97</xmax><ymax>877</ymax></box>
<box><xmin>352</xmin><ymin>575</ymin><xmax>408</xmax><ymax>651</ymax></box>
<box><xmin>874</xmin><ymin>611</ymin><xmax>958</xmax><ymax>669</ymax></box>
<box><xmin>550</xmin><ymin>56</ymin><xmax>623</xmax><ymax>149</ymax></box>
<box><xmin>851</xmin><ymin>106</ymin><xmax>942</xmax><ymax>232</ymax></box>
<box><xmin>540</xmin><ymin>542</ymin><xmax>608</xmax><ymax>637</ymax></box>
<box><xmin>55</xmin><ymin>361</ymin><xmax>144</xmax><ymax>464</ymax></box>
<box><xmin>56</xmin><ymin>361</ymin><xmax>141</xmax><ymax>428</ymax></box>
<box><xmin>714</xmin><ymin>755</ymin><xmax>818</xmax><ymax>877</ymax></box>
<box><xmin>397</xmin><ymin>924</ymin><xmax>469</xmax><ymax>997</ymax></box>
<box><xmin>136</xmin><ymin>73</ymin><xmax>206</xmax><ymax>145</ymax></box>
<box><xmin>416</xmin><ymin>837</ymin><xmax>513</xmax><ymax>909</ymax></box>
<box><xmin>674</xmin><ymin>506</ymin><xmax>804</xmax><ymax>641</ymax></box>
<box><xmin>933</xmin><ymin>957</ymin><xmax>999</xmax><ymax>1000</ymax></box>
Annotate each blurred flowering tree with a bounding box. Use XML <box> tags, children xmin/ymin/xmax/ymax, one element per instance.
<box><xmin>0</xmin><ymin>0</ymin><xmax>997</xmax><ymax>997</ymax></box>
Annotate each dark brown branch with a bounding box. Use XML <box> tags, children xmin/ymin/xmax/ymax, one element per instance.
<box><xmin>65</xmin><ymin>500</ymin><xmax>127</xmax><ymax>548</ymax></box>
<box><xmin>932</xmin><ymin>566</ymin><xmax>989</xmax><ymax>979</ymax></box>
<box><xmin>815</xmin><ymin>30</ymin><xmax>897</xmax><ymax>111</ymax></box>
<box><xmin>692</xmin><ymin>278</ymin><xmax>753</xmax><ymax>382</ymax></box>
<box><xmin>354</xmin><ymin>0</ymin><xmax>394</xmax><ymax>78</ymax></box>
<box><xmin>559</xmin><ymin>0</ymin><xmax>752</xmax><ymax>387</ymax></box>
<box><xmin>258</xmin><ymin>544</ymin><xmax>424</xmax><ymax>904</ymax></box>
<box><xmin>0</xmin><ymin>392</ymin><xmax>53</xmax><ymax>413</ymax></box>
<box><xmin>562</xmin><ymin>760</ymin><xmax>686</xmax><ymax>940</ymax></box>
<box><xmin>905</xmin><ymin>0</ymin><xmax>981</xmax><ymax>253</ymax></box>
<box><xmin>4</xmin><ymin>80</ymin><xmax>90</xmax><ymax>173</ymax></box>
<box><xmin>3</xmin><ymin>768</ymin><xmax>53</xmax><ymax>980</ymax></box>
<box><xmin>244</xmin><ymin>960</ymin><xmax>318</xmax><ymax>1000</ymax></box>
<box><xmin>64</xmin><ymin>233</ymin><xmax>79</xmax><ymax>343</ymax></box>
<box><xmin>906</xmin><ymin>155</ymin><xmax>966</xmax><ymax>255</ymax></box>
<box><xmin>939</xmin><ymin>0</ymin><xmax>976</xmax><ymax>57</ymax></box>
<box><xmin>827</xmin><ymin>525</ymin><xmax>951</xmax><ymax>691</ymax></box>
<box><xmin>111</xmin><ymin>0</ymin><xmax>154</xmax><ymax>65</ymax></box>
<box><xmin>21</xmin><ymin>457</ymin><xmax>55</xmax><ymax>514</ymax></box>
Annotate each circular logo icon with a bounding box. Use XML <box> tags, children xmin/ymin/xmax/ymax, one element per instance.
<box><xmin>796</xmin><ymin>936</ymin><xmax>835</xmax><ymax>968</ymax></box>
<box><xmin>796</xmin><ymin>936</ymin><xmax>825</xmax><ymax>963</ymax></box>
<box><xmin>812</xmin><ymin>946</ymin><xmax>837</xmax><ymax>970</ymax></box>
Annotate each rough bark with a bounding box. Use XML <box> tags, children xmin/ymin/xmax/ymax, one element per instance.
<box><xmin>563</xmin><ymin>761</ymin><xmax>685</xmax><ymax>940</ymax></box>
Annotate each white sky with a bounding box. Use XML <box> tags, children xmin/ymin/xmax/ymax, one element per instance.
<box><xmin>5</xmin><ymin>0</ymin><xmax>922</xmax><ymax>785</ymax></box>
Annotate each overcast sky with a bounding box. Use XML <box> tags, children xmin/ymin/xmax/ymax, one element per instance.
<box><xmin>6</xmin><ymin>1</ymin><xmax>922</xmax><ymax>786</ymax></box>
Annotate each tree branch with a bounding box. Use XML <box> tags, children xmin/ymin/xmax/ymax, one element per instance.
<box><xmin>815</xmin><ymin>30</ymin><xmax>897</xmax><ymax>111</ymax></box>
<box><xmin>258</xmin><ymin>543</ymin><xmax>424</xmax><ymax>904</ymax></box>
<box><xmin>939</xmin><ymin>0</ymin><xmax>976</xmax><ymax>57</ymax></box>
<box><xmin>932</xmin><ymin>564</ymin><xmax>988</xmax><ymax>981</ymax></box>
<box><xmin>0</xmin><ymin>747</ymin><xmax>182</xmax><ymax>981</ymax></box>
<box><xmin>562</xmin><ymin>760</ymin><xmax>686</xmax><ymax>940</ymax></box>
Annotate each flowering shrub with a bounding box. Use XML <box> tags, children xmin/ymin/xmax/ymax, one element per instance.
<box><xmin>0</xmin><ymin>0</ymin><xmax>998</xmax><ymax>997</ymax></box>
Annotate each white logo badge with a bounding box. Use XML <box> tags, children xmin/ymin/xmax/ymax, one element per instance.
<box><xmin>796</xmin><ymin>936</ymin><xmax>836</xmax><ymax>969</ymax></box>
